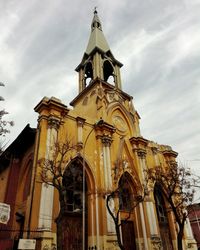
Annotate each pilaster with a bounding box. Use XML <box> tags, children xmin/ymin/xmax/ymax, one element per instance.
<box><xmin>38</xmin><ymin>115</ymin><xmax>61</xmax><ymax>231</ymax></box>
<box><xmin>76</xmin><ymin>116</ymin><xmax>85</xmax><ymax>149</ymax></box>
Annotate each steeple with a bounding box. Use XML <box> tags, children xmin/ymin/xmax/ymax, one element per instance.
<box><xmin>85</xmin><ymin>9</ymin><xmax>110</xmax><ymax>55</ymax></box>
<box><xmin>76</xmin><ymin>10</ymin><xmax>123</xmax><ymax>93</ymax></box>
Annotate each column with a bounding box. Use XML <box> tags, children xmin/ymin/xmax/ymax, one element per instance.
<box><xmin>137</xmin><ymin>149</ymin><xmax>148</xmax><ymax>249</ymax></box>
<box><xmin>101</xmin><ymin>135</ymin><xmax>115</xmax><ymax>234</ymax></box>
<box><xmin>76</xmin><ymin>117</ymin><xmax>85</xmax><ymax>148</ymax></box>
<box><xmin>146</xmin><ymin>201</ymin><xmax>158</xmax><ymax>236</ymax></box>
<box><xmin>101</xmin><ymin>136</ymin><xmax>112</xmax><ymax>190</ymax></box>
<box><xmin>151</xmin><ymin>147</ymin><xmax>159</xmax><ymax>166</ymax></box>
<box><xmin>137</xmin><ymin>149</ymin><xmax>146</xmax><ymax>182</ymax></box>
<box><xmin>146</xmin><ymin>147</ymin><xmax>159</xmax><ymax>236</ymax></box>
<box><xmin>185</xmin><ymin>218</ymin><xmax>194</xmax><ymax>239</ymax></box>
<box><xmin>38</xmin><ymin>116</ymin><xmax>60</xmax><ymax>230</ymax></box>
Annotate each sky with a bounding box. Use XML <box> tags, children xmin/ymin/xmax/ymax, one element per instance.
<box><xmin>1</xmin><ymin>0</ymin><xmax>200</xmax><ymax>188</ymax></box>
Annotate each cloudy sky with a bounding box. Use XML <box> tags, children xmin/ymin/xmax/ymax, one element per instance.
<box><xmin>1</xmin><ymin>0</ymin><xmax>200</xmax><ymax>186</ymax></box>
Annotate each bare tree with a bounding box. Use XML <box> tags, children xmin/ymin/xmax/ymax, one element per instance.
<box><xmin>145</xmin><ymin>162</ymin><xmax>195</xmax><ymax>250</ymax></box>
<box><xmin>38</xmin><ymin>139</ymin><xmax>78</xmax><ymax>250</ymax></box>
<box><xmin>0</xmin><ymin>82</ymin><xmax>14</xmax><ymax>153</ymax></box>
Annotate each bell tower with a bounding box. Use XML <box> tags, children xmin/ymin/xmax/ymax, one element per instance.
<box><xmin>76</xmin><ymin>9</ymin><xmax>123</xmax><ymax>93</ymax></box>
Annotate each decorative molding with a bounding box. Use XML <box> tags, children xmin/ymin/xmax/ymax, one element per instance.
<box><xmin>47</xmin><ymin>116</ymin><xmax>60</xmax><ymax>130</ymax></box>
<box><xmin>151</xmin><ymin>235</ymin><xmax>162</xmax><ymax>250</ymax></box>
<box><xmin>101</xmin><ymin>135</ymin><xmax>113</xmax><ymax>147</ymax></box>
<box><xmin>162</xmin><ymin>149</ymin><xmax>178</xmax><ymax>158</ymax></box>
<box><xmin>76</xmin><ymin>116</ymin><xmax>85</xmax><ymax>126</ymax></box>
<box><xmin>151</xmin><ymin>147</ymin><xmax>158</xmax><ymax>155</ymax></box>
<box><xmin>136</xmin><ymin>148</ymin><xmax>147</xmax><ymax>159</ymax></box>
<box><xmin>129</xmin><ymin>136</ymin><xmax>148</xmax><ymax>147</ymax></box>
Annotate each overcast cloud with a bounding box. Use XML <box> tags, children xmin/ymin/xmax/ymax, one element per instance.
<box><xmin>1</xmin><ymin>0</ymin><xmax>200</xmax><ymax>188</ymax></box>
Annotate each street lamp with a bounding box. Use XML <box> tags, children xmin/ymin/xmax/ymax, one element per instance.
<box><xmin>82</xmin><ymin>119</ymin><xmax>104</xmax><ymax>250</ymax></box>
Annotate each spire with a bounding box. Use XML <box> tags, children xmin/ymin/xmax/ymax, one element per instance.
<box><xmin>91</xmin><ymin>7</ymin><xmax>102</xmax><ymax>30</ymax></box>
<box><xmin>85</xmin><ymin>9</ymin><xmax>110</xmax><ymax>55</ymax></box>
<box><xmin>76</xmin><ymin>10</ymin><xmax>123</xmax><ymax>93</ymax></box>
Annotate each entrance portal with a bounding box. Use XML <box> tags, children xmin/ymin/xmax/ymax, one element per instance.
<box><xmin>57</xmin><ymin>159</ymin><xmax>87</xmax><ymax>250</ymax></box>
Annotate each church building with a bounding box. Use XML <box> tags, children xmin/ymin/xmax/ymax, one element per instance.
<box><xmin>0</xmin><ymin>10</ymin><xmax>197</xmax><ymax>250</ymax></box>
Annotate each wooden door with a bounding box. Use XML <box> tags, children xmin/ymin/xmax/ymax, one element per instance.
<box><xmin>62</xmin><ymin>214</ymin><xmax>82</xmax><ymax>250</ymax></box>
<box><xmin>160</xmin><ymin>223</ymin><xmax>173</xmax><ymax>250</ymax></box>
<box><xmin>121</xmin><ymin>221</ymin><xmax>136</xmax><ymax>250</ymax></box>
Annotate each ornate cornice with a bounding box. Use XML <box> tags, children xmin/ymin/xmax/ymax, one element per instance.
<box><xmin>129</xmin><ymin>136</ymin><xmax>148</xmax><ymax>147</ymax></box>
<box><xmin>162</xmin><ymin>149</ymin><xmax>178</xmax><ymax>158</ymax></box>
<box><xmin>34</xmin><ymin>96</ymin><xmax>69</xmax><ymax>115</ymax></box>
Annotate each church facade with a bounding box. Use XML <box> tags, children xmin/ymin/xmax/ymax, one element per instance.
<box><xmin>0</xmin><ymin>11</ymin><xmax>197</xmax><ymax>250</ymax></box>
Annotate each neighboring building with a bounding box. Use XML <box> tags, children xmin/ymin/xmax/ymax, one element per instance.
<box><xmin>0</xmin><ymin>10</ymin><xmax>197</xmax><ymax>250</ymax></box>
<box><xmin>188</xmin><ymin>203</ymin><xmax>200</xmax><ymax>249</ymax></box>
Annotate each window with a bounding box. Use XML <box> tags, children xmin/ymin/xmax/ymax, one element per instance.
<box><xmin>119</xmin><ymin>173</ymin><xmax>133</xmax><ymax>211</ymax></box>
<box><xmin>63</xmin><ymin>161</ymin><xmax>86</xmax><ymax>212</ymax></box>
<box><xmin>23</xmin><ymin>160</ymin><xmax>32</xmax><ymax>201</ymax></box>
<box><xmin>154</xmin><ymin>185</ymin><xmax>168</xmax><ymax>223</ymax></box>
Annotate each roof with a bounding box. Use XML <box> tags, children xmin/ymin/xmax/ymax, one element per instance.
<box><xmin>85</xmin><ymin>10</ymin><xmax>110</xmax><ymax>55</ymax></box>
<box><xmin>70</xmin><ymin>77</ymin><xmax>132</xmax><ymax>106</ymax></box>
<box><xmin>0</xmin><ymin>124</ymin><xmax>36</xmax><ymax>170</ymax></box>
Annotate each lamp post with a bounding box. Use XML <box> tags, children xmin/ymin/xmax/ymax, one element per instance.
<box><xmin>82</xmin><ymin>119</ymin><xmax>103</xmax><ymax>250</ymax></box>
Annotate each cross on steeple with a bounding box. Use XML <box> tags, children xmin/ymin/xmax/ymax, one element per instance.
<box><xmin>94</xmin><ymin>6</ymin><xmax>97</xmax><ymax>14</ymax></box>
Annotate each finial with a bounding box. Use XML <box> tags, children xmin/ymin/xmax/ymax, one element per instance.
<box><xmin>94</xmin><ymin>6</ymin><xmax>97</xmax><ymax>14</ymax></box>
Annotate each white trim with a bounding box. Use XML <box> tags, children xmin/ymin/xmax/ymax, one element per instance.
<box><xmin>139</xmin><ymin>203</ymin><xmax>148</xmax><ymax>249</ymax></box>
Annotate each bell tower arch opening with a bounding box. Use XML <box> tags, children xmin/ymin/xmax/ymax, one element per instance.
<box><xmin>84</xmin><ymin>62</ymin><xmax>93</xmax><ymax>87</ymax></box>
<box><xmin>103</xmin><ymin>60</ymin><xmax>115</xmax><ymax>84</ymax></box>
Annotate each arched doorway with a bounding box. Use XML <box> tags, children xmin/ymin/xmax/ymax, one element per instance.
<box><xmin>57</xmin><ymin>159</ymin><xmax>88</xmax><ymax>250</ymax></box>
<box><xmin>119</xmin><ymin>172</ymin><xmax>137</xmax><ymax>250</ymax></box>
<box><xmin>154</xmin><ymin>184</ymin><xmax>173</xmax><ymax>250</ymax></box>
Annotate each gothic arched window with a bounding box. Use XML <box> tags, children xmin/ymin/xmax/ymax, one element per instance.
<box><xmin>119</xmin><ymin>172</ymin><xmax>133</xmax><ymax>211</ymax></box>
<box><xmin>154</xmin><ymin>184</ymin><xmax>173</xmax><ymax>249</ymax></box>
<box><xmin>63</xmin><ymin>160</ymin><xmax>86</xmax><ymax>212</ymax></box>
<box><xmin>23</xmin><ymin>160</ymin><xmax>32</xmax><ymax>201</ymax></box>
<box><xmin>154</xmin><ymin>184</ymin><xmax>168</xmax><ymax>223</ymax></box>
